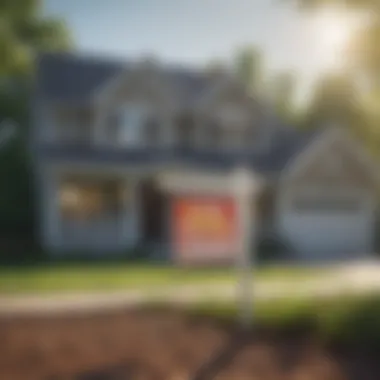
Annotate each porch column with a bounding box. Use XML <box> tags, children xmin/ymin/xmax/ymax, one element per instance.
<box><xmin>40</xmin><ymin>169</ymin><xmax>61</xmax><ymax>251</ymax></box>
<box><xmin>120</xmin><ymin>179</ymin><xmax>140</xmax><ymax>249</ymax></box>
<box><xmin>162</xmin><ymin>115</ymin><xmax>175</xmax><ymax>147</ymax></box>
<box><xmin>93</xmin><ymin>104</ymin><xmax>106</xmax><ymax>145</ymax></box>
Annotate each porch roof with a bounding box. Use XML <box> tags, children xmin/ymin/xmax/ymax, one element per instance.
<box><xmin>157</xmin><ymin>167</ymin><xmax>263</xmax><ymax>195</ymax></box>
<box><xmin>37</xmin><ymin>129</ymin><xmax>320</xmax><ymax>177</ymax></box>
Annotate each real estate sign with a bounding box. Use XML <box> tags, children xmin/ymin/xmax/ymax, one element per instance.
<box><xmin>172</xmin><ymin>196</ymin><xmax>238</xmax><ymax>265</ymax></box>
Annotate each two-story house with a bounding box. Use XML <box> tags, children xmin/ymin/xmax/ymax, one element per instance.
<box><xmin>32</xmin><ymin>52</ymin><xmax>379</xmax><ymax>262</ymax></box>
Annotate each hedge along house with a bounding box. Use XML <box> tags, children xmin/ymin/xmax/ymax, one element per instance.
<box><xmin>31</xmin><ymin>52</ymin><xmax>379</xmax><ymax>262</ymax></box>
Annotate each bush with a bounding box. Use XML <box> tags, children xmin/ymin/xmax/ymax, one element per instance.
<box><xmin>256</xmin><ymin>235</ymin><xmax>292</xmax><ymax>264</ymax></box>
<box><xmin>187</xmin><ymin>294</ymin><xmax>380</xmax><ymax>349</ymax></box>
<box><xmin>318</xmin><ymin>295</ymin><xmax>380</xmax><ymax>349</ymax></box>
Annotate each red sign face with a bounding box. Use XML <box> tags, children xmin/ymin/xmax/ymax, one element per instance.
<box><xmin>172</xmin><ymin>197</ymin><xmax>238</xmax><ymax>264</ymax></box>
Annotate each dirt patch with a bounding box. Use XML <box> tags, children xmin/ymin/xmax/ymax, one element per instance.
<box><xmin>0</xmin><ymin>307</ymin><xmax>378</xmax><ymax>380</ymax></box>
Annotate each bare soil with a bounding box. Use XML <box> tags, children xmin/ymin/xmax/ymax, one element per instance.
<box><xmin>0</xmin><ymin>307</ymin><xmax>379</xmax><ymax>380</ymax></box>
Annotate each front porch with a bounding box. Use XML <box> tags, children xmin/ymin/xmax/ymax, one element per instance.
<box><xmin>38</xmin><ymin>166</ymin><xmax>268</xmax><ymax>260</ymax></box>
<box><xmin>38</xmin><ymin>167</ymin><xmax>170</xmax><ymax>254</ymax></box>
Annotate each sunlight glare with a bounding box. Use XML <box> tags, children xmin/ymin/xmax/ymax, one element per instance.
<box><xmin>311</xmin><ymin>8</ymin><xmax>355</xmax><ymax>67</ymax></box>
<box><xmin>316</xmin><ymin>10</ymin><xmax>352</xmax><ymax>51</ymax></box>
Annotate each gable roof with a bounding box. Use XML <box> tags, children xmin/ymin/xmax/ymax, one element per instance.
<box><xmin>39</xmin><ymin>124</ymin><xmax>320</xmax><ymax>176</ymax></box>
<box><xmin>35</xmin><ymin>52</ymin><xmax>323</xmax><ymax>176</ymax></box>
<box><xmin>278</xmin><ymin>126</ymin><xmax>380</xmax><ymax>184</ymax></box>
<box><xmin>35</xmin><ymin>52</ymin><xmax>212</xmax><ymax>105</ymax></box>
<box><xmin>35</xmin><ymin>52</ymin><xmax>123</xmax><ymax>102</ymax></box>
<box><xmin>252</xmin><ymin>128</ymin><xmax>323</xmax><ymax>173</ymax></box>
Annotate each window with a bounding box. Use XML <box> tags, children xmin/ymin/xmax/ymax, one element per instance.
<box><xmin>55</xmin><ymin>106</ymin><xmax>94</xmax><ymax>143</ymax></box>
<box><xmin>60</xmin><ymin>179</ymin><xmax>125</xmax><ymax>221</ymax></box>
<box><xmin>106</xmin><ymin>105</ymin><xmax>148</xmax><ymax>146</ymax></box>
<box><xmin>176</xmin><ymin>113</ymin><xmax>194</xmax><ymax>148</ymax></box>
<box><xmin>121</xmin><ymin>106</ymin><xmax>146</xmax><ymax>144</ymax></box>
<box><xmin>143</xmin><ymin>116</ymin><xmax>160</xmax><ymax>146</ymax></box>
<box><xmin>106</xmin><ymin>110</ymin><xmax>122</xmax><ymax>143</ymax></box>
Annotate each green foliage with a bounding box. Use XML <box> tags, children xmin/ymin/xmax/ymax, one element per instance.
<box><xmin>0</xmin><ymin>86</ymin><xmax>35</xmax><ymax>233</ymax></box>
<box><xmin>291</xmin><ymin>0</ymin><xmax>380</xmax><ymax>84</ymax></box>
<box><xmin>234</xmin><ymin>47</ymin><xmax>264</xmax><ymax>94</ymax></box>
<box><xmin>256</xmin><ymin>236</ymin><xmax>291</xmax><ymax>264</ymax></box>
<box><xmin>0</xmin><ymin>0</ymin><xmax>72</xmax><ymax>77</ymax></box>
<box><xmin>289</xmin><ymin>0</ymin><xmax>380</xmax><ymax>150</ymax></box>
<box><xmin>317</xmin><ymin>295</ymin><xmax>380</xmax><ymax>349</ymax></box>
<box><xmin>268</xmin><ymin>71</ymin><xmax>298</xmax><ymax>123</ymax></box>
<box><xmin>0</xmin><ymin>0</ymin><xmax>72</xmax><ymax>264</ymax></box>
<box><xmin>346</xmin><ymin>19</ymin><xmax>380</xmax><ymax>89</ymax></box>
<box><xmin>302</xmin><ymin>73</ymin><xmax>363</xmax><ymax>129</ymax></box>
<box><xmin>188</xmin><ymin>293</ymin><xmax>380</xmax><ymax>347</ymax></box>
<box><xmin>292</xmin><ymin>0</ymin><xmax>379</xmax><ymax>11</ymax></box>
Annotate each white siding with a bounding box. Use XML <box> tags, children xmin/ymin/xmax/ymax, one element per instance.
<box><xmin>277</xmin><ymin>187</ymin><xmax>375</xmax><ymax>261</ymax></box>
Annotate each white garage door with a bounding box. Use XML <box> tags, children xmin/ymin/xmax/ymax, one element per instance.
<box><xmin>279</xmin><ymin>191</ymin><xmax>374</xmax><ymax>261</ymax></box>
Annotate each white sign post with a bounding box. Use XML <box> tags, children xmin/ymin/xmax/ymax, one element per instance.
<box><xmin>233</xmin><ymin>167</ymin><xmax>256</xmax><ymax>329</ymax></box>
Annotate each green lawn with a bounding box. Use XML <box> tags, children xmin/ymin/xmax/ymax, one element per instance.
<box><xmin>182</xmin><ymin>293</ymin><xmax>380</xmax><ymax>347</ymax></box>
<box><xmin>0</xmin><ymin>263</ymin><xmax>326</xmax><ymax>294</ymax></box>
<box><xmin>3</xmin><ymin>263</ymin><xmax>380</xmax><ymax>347</ymax></box>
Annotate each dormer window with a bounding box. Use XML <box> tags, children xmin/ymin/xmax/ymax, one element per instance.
<box><xmin>143</xmin><ymin>116</ymin><xmax>160</xmax><ymax>146</ymax></box>
<box><xmin>55</xmin><ymin>105</ymin><xmax>94</xmax><ymax>144</ymax></box>
<box><xmin>176</xmin><ymin>112</ymin><xmax>195</xmax><ymax>149</ymax></box>
<box><xmin>106</xmin><ymin>104</ymin><xmax>149</xmax><ymax>146</ymax></box>
<box><xmin>120</xmin><ymin>105</ymin><xmax>146</xmax><ymax>144</ymax></box>
<box><xmin>106</xmin><ymin>110</ymin><xmax>122</xmax><ymax>143</ymax></box>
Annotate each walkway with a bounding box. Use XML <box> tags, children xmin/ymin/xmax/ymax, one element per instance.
<box><xmin>1</xmin><ymin>261</ymin><xmax>380</xmax><ymax>317</ymax></box>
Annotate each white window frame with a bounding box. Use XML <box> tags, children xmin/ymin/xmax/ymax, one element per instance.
<box><xmin>120</xmin><ymin>104</ymin><xmax>147</xmax><ymax>146</ymax></box>
<box><xmin>105</xmin><ymin>103</ymin><xmax>149</xmax><ymax>147</ymax></box>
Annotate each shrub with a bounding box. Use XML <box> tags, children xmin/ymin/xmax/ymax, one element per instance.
<box><xmin>318</xmin><ymin>295</ymin><xmax>380</xmax><ymax>350</ymax></box>
<box><xmin>256</xmin><ymin>235</ymin><xmax>292</xmax><ymax>264</ymax></box>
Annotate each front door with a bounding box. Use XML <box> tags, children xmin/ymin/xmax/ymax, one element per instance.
<box><xmin>139</xmin><ymin>178</ymin><xmax>167</xmax><ymax>244</ymax></box>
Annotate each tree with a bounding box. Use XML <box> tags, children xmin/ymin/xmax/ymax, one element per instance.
<box><xmin>291</xmin><ymin>0</ymin><xmax>380</xmax><ymax>155</ymax></box>
<box><xmin>234</xmin><ymin>47</ymin><xmax>263</xmax><ymax>94</ymax></box>
<box><xmin>268</xmin><ymin>71</ymin><xmax>298</xmax><ymax>123</ymax></box>
<box><xmin>302</xmin><ymin>73</ymin><xmax>370</xmax><ymax>143</ymax></box>
<box><xmin>345</xmin><ymin>19</ymin><xmax>380</xmax><ymax>89</ymax></box>
<box><xmin>293</xmin><ymin>0</ymin><xmax>379</xmax><ymax>11</ymax></box>
<box><xmin>0</xmin><ymin>1</ymin><xmax>72</xmax><ymax>259</ymax></box>
<box><xmin>0</xmin><ymin>0</ymin><xmax>72</xmax><ymax>77</ymax></box>
<box><xmin>290</xmin><ymin>0</ymin><xmax>380</xmax><ymax>88</ymax></box>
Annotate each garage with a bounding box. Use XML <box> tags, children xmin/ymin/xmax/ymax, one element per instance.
<box><xmin>278</xmin><ymin>189</ymin><xmax>375</xmax><ymax>261</ymax></box>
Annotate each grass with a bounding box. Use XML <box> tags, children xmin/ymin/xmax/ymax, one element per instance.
<box><xmin>2</xmin><ymin>261</ymin><xmax>380</xmax><ymax>348</ymax></box>
<box><xmin>179</xmin><ymin>293</ymin><xmax>380</xmax><ymax>348</ymax></box>
<box><xmin>0</xmin><ymin>263</ymin><xmax>326</xmax><ymax>294</ymax></box>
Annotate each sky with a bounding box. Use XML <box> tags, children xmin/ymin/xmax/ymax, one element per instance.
<box><xmin>43</xmin><ymin>0</ymin><xmax>360</xmax><ymax>99</ymax></box>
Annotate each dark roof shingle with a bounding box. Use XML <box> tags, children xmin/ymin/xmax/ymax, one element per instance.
<box><xmin>35</xmin><ymin>52</ymin><xmax>320</xmax><ymax>174</ymax></box>
<box><xmin>35</xmin><ymin>52</ymin><xmax>211</xmax><ymax>104</ymax></box>
<box><xmin>36</xmin><ymin>52</ymin><xmax>124</xmax><ymax>102</ymax></box>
